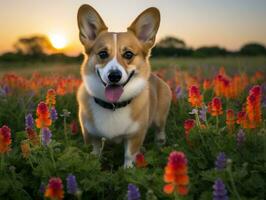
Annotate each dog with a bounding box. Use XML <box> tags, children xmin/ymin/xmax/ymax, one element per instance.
<box><xmin>77</xmin><ymin>4</ymin><xmax>171</xmax><ymax>167</ymax></box>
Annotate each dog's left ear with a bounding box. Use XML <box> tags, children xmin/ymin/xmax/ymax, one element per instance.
<box><xmin>128</xmin><ymin>7</ymin><xmax>160</xmax><ymax>49</ymax></box>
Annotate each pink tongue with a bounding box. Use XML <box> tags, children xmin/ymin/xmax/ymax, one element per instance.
<box><xmin>105</xmin><ymin>85</ymin><xmax>124</xmax><ymax>102</ymax></box>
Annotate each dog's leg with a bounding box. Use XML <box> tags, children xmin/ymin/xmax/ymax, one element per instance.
<box><xmin>154</xmin><ymin>91</ymin><xmax>171</xmax><ymax>146</ymax></box>
<box><xmin>90</xmin><ymin>137</ymin><xmax>102</xmax><ymax>156</ymax></box>
<box><xmin>79</xmin><ymin>109</ymin><xmax>101</xmax><ymax>156</ymax></box>
<box><xmin>124</xmin><ymin>129</ymin><xmax>146</xmax><ymax>168</ymax></box>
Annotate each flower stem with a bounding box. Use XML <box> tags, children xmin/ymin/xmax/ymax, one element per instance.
<box><xmin>195</xmin><ymin>108</ymin><xmax>201</xmax><ymax>128</ymax></box>
<box><xmin>63</xmin><ymin>116</ymin><xmax>68</xmax><ymax>144</ymax></box>
<box><xmin>28</xmin><ymin>156</ymin><xmax>34</xmax><ymax>169</ymax></box>
<box><xmin>0</xmin><ymin>154</ymin><xmax>4</xmax><ymax>172</ymax></box>
<box><xmin>227</xmin><ymin>164</ymin><xmax>242</xmax><ymax>200</ymax></box>
<box><xmin>49</xmin><ymin>146</ymin><xmax>56</xmax><ymax>171</ymax></box>
<box><xmin>216</xmin><ymin>116</ymin><xmax>219</xmax><ymax>130</ymax></box>
<box><xmin>173</xmin><ymin>191</ymin><xmax>180</xmax><ymax>200</ymax></box>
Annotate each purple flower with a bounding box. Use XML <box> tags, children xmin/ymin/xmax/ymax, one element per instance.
<box><xmin>50</xmin><ymin>107</ymin><xmax>58</xmax><ymax>121</ymax></box>
<box><xmin>237</xmin><ymin>129</ymin><xmax>245</xmax><ymax>147</ymax></box>
<box><xmin>25</xmin><ymin>113</ymin><xmax>34</xmax><ymax>129</ymax></box>
<box><xmin>175</xmin><ymin>86</ymin><xmax>183</xmax><ymax>99</ymax></box>
<box><xmin>0</xmin><ymin>85</ymin><xmax>10</xmax><ymax>96</ymax></box>
<box><xmin>262</xmin><ymin>83</ymin><xmax>266</xmax><ymax>108</ymax></box>
<box><xmin>66</xmin><ymin>174</ymin><xmax>78</xmax><ymax>194</ymax></box>
<box><xmin>213</xmin><ymin>178</ymin><xmax>229</xmax><ymax>200</ymax></box>
<box><xmin>262</xmin><ymin>96</ymin><xmax>266</xmax><ymax>108</ymax></box>
<box><xmin>41</xmin><ymin>128</ymin><xmax>52</xmax><ymax>146</ymax></box>
<box><xmin>199</xmin><ymin>105</ymin><xmax>207</xmax><ymax>122</ymax></box>
<box><xmin>127</xmin><ymin>184</ymin><xmax>141</xmax><ymax>200</ymax></box>
<box><xmin>39</xmin><ymin>182</ymin><xmax>45</xmax><ymax>194</ymax></box>
<box><xmin>215</xmin><ymin>152</ymin><xmax>227</xmax><ymax>170</ymax></box>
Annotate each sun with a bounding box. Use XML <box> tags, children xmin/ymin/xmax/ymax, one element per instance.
<box><xmin>49</xmin><ymin>33</ymin><xmax>68</xmax><ymax>49</ymax></box>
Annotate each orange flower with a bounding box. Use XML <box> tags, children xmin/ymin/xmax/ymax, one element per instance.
<box><xmin>163</xmin><ymin>151</ymin><xmax>189</xmax><ymax>196</ymax></box>
<box><xmin>46</xmin><ymin>89</ymin><xmax>56</xmax><ymax>106</ymax></box>
<box><xmin>35</xmin><ymin>102</ymin><xmax>52</xmax><ymax>128</ymax></box>
<box><xmin>211</xmin><ymin>97</ymin><xmax>223</xmax><ymax>116</ymax></box>
<box><xmin>26</xmin><ymin>127</ymin><xmax>39</xmax><ymax>145</ymax></box>
<box><xmin>226</xmin><ymin>109</ymin><xmax>235</xmax><ymax>132</ymax></box>
<box><xmin>245</xmin><ymin>85</ymin><xmax>262</xmax><ymax>128</ymax></box>
<box><xmin>135</xmin><ymin>153</ymin><xmax>148</xmax><ymax>168</ymax></box>
<box><xmin>21</xmin><ymin>142</ymin><xmax>30</xmax><ymax>159</ymax></box>
<box><xmin>236</xmin><ymin>111</ymin><xmax>247</xmax><ymax>128</ymax></box>
<box><xmin>213</xmin><ymin>69</ymin><xmax>248</xmax><ymax>99</ymax></box>
<box><xmin>0</xmin><ymin>125</ymin><xmax>12</xmax><ymax>154</ymax></box>
<box><xmin>188</xmin><ymin>85</ymin><xmax>202</xmax><ymax>107</ymax></box>
<box><xmin>45</xmin><ymin>177</ymin><xmax>64</xmax><ymax>200</ymax></box>
<box><xmin>203</xmin><ymin>79</ymin><xmax>212</xmax><ymax>90</ymax></box>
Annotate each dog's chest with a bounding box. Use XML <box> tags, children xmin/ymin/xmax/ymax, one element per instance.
<box><xmin>87</xmin><ymin>98</ymin><xmax>139</xmax><ymax>139</ymax></box>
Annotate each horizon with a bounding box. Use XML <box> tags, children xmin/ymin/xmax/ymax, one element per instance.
<box><xmin>1</xmin><ymin>0</ymin><xmax>266</xmax><ymax>56</ymax></box>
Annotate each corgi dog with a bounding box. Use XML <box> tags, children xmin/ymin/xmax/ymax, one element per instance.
<box><xmin>77</xmin><ymin>4</ymin><xmax>171</xmax><ymax>167</ymax></box>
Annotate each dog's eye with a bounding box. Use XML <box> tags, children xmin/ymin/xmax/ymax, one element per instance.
<box><xmin>123</xmin><ymin>51</ymin><xmax>134</xmax><ymax>60</ymax></box>
<box><xmin>98</xmin><ymin>51</ymin><xmax>109</xmax><ymax>59</ymax></box>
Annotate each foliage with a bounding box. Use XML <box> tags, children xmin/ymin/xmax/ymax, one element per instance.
<box><xmin>14</xmin><ymin>35</ymin><xmax>55</xmax><ymax>56</ymax></box>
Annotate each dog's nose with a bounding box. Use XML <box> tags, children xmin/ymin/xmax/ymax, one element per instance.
<box><xmin>107</xmin><ymin>69</ymin><xmax>122</xmax><ymax>83</ymax></box>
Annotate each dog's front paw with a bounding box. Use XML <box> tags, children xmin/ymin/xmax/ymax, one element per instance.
<box><xmin>123</xmin><ymin>159</ymin><xmax>134</xmax><ymax>169</ymax></box>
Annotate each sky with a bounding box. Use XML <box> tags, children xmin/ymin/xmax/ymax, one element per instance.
<box><xmin>0</xmin><ymin>0</ymin><xmax>266</xmax><ymax>55</ymax></box>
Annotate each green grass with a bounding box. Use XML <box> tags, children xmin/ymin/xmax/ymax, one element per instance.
<box><xmin>1</xmin><ymin>56</ymin><xmax>266</xmax><ymax>77</ymax></box>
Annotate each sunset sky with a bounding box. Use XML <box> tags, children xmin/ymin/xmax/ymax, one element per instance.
<box><xmin>0</xmin><ymin>0</ymin><xmax>266</xmax><ymax>55</ymax></box>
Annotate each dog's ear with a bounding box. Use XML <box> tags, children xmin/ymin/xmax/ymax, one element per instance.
<box><xmin>77</xmin><ymin>4</ymin><xmax>107</xmax><ymax>48</ymax></box>
<box><xmin>127</xmin><ymin>7</ymin><xmax>160</xmax><ymax>49</ymax></box>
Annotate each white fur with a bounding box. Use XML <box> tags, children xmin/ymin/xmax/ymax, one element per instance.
<box><xmin>84</xmin><ymin>97</ymin><xmax>139</xmax><ymax>139</ymax></box>
<box><xmin>124</xmin><ymin>141</ymin><xmax>137</xmax><ymax>168</ymax></box>
<box><xmin>119</xmin><ymin>77</ymin><xmax>147</xmax><ymax>101</ymax></box>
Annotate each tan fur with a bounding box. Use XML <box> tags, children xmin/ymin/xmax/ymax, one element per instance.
<box><xmin>77</xmin><ymin>4</ymin><xmax>171</xmax><ymax>167</ymax></box>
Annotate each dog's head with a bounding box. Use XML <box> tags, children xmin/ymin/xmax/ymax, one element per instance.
<box><xmin>77</xmin><ymin>5</ymin><xmax>160</xmax><ymax>102</ymax></box>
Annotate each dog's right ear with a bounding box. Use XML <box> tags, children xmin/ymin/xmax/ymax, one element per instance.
<box><xmin>77</xmin><ymin>4</ymin><xmax>107</xmax><ymax>48</ymax></box>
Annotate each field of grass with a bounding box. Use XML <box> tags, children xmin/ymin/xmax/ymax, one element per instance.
<box><xmin>0</xmin><ymin>57</ymin><xmax>265</xmax><ymax>200</ymax></box>
<box><xmin>0</xmin><ymin>56</ymin><xmax>265</xmax><ymax>77</ymax></box>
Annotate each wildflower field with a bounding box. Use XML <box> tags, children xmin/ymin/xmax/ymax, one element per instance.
<box><xmin>0</xmin><ymin>57</ymin><xmax>265</xmax><ymax>200</ymax></box>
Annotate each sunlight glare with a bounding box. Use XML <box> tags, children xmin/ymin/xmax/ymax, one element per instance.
<box><xmin>49</xmin><ymin>34</ymin><xmax>67</xmax><ymax>49</ymax></box>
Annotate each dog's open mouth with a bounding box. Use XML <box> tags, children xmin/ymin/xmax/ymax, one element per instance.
<box><xmin>97</xmin><ymin>69</ymin><xmax>135</xmax><ymax>102</ymax></box>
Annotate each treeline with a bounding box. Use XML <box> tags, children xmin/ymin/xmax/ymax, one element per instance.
<box><xmin>152</xmin><ymin>36</ymin><xmax>266</xmax><ymax>57</ymax></box>
<box><xmin>0</xmin><ymin>35</ymin><xmax>265</xmax><ymax>62</ymax></box>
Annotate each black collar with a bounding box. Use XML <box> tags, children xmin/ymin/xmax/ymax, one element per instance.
<box><xmin>94</xmin><ymin>97</ymin><xmax>132</xmax><ymax>111</ymax></box>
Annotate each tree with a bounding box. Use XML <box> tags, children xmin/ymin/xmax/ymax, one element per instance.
<box><xmin>239</xmin><ymin>43</ymin><xmax>266</xmax><ymax>56</ymax></box>
<box><xmin>193</xmin><ymin>46</ymin><xmax>229</xmax><ymax>57</ymax></box>
<box><xmin>14</xmin><ymin>35</ymin><xmax>55</xmax><ymax>55</ymax></box>
<box><xmin>156</xmin><ymin>36</ymin><xmax>186</xmax><ymax>49</ymax></box>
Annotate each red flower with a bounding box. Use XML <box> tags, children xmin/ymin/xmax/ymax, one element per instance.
<box><xmin>0</xmin><ymin>125</ymin><xmax>12</xmax><ymax>154</ymax></box>
<box><xmin>245</xmin><ymin>85</ymin><xmax>262</xmax><ymax>128</ymax></box>
<box><xmin>211</xmin><ymin>97</ymin><xmax>223</xmax><ymax>116</ymax></box>
<box><xmin>163</xmin><ymin>151</ymin><xmax>189</xmax><ymax>196</ymax></box>
<box><xmin>184</xmin><ymin>119</ymin><xmax>195</xmax><ymax>143</ymax></box>
<box><xmin>46</xmin><ymin>89</ymin><xmax>56</xmax><ymax>106</ymax></box>
<box><xmin>135</xmin><ymin>153</ymin><xmax>148</xmax><ymax>168</ymax></box>
<box><xmin>45</xmin><ymin>177</ymin><xmax>64</xmax><ymax>200</ymax></box>
<box><xmin>188</xmin><ymin>85</ymin><xmax>202</xmax><ymax>107</ymax></box>
<box><xmin>70</xmin><ymin>121</ymin><xmax>79</xmax><ymax>135</ymax></box>
<box><xmin>35</xmin><ymin>102</ymin><xmax>52</xmax><ymax>128</ymax></box>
